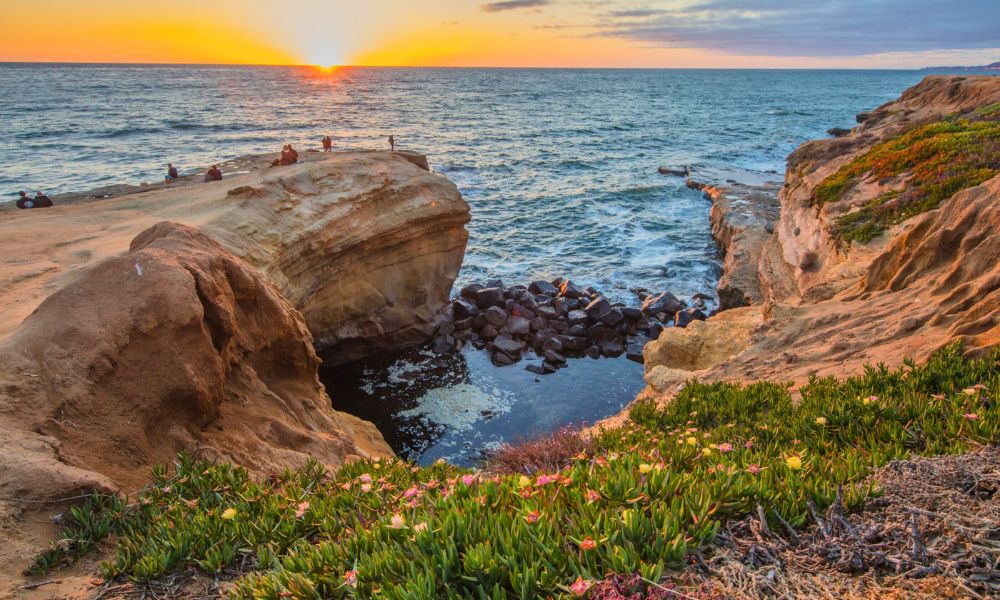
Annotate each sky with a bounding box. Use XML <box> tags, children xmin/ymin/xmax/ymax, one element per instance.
<box><xmin>2</xmin><ymin>0</ymin><xmax>998</xmax><ymax>68</ymax></box>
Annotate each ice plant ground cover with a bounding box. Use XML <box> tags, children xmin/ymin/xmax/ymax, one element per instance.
<box><xmin>814</xmin><ymin>102</ymin><xmax>1000</xmax><ymax>244</ymax></box>
<box><xmin>30</xmin><ymin>344</ymin><xmax>1000</xmax><ymax>598</ymax></box>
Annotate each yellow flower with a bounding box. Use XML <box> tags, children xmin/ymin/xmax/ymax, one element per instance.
<box><xmin>963</xmin><ymin>388</ymin><xmax>977</xmax><ymax>396</ymax></box>
<box><xmin>638</xmin><ymin>463</ymin><xmax>653</xmax><ymax>474</ymax></box>
<box><xmin>701</xmin><ymin>447</ymin><xmax>712</xmax><ymax>457</ymax></box>
<box><xmin>220</xmin><ymin>508</ymin><xmax>237</xmax><ymax>520</ymax></box>
<box><xmin>686</xmin><ymin>436</ymin><xmax>697</xmax><ymax>446</ymax></box>
<box><xmin>786</xmin><ymin>456</ymin><xmax>803</xmax><ymax>470</ymax></box>
<box><xmin>815</xmin><ymin>417</ymin><xmax>827</xmax><ymax>426</ymax></box>
<box><xmin>517</xmin><ymin>475</ymin><xmax>531</xmax><ymax>489</ymax></box>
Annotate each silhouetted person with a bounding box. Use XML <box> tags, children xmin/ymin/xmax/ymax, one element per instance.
<box><xmin>166</xmin><ymin>163</ymin><xmax>179</xmax><ymax>182</ymax></box>
<box><xmin>204</xmin><ymin>165</ymin><xmax>223</xmax><ymax>182</ymax></box>
<box><xmin>322</xmin><ymin>136</ymin><xmax>333</xmax><ymax>152</ymax></box>
<box><xmin>388</xmin><ymin>135</ymin><xmax>396</xmax><ymax>151</ymax></box>
<box><xmin>33</xmin><ymin>191</ymin><xmax>53</xmax><ymax>207</ymax></box>
<box><xmin>15</xmin><ymin>191</ymin><xmax>33</xmax><ymax>209</ymax></box>
<box><xmin>288</xmin><ymin>144</ymin><xmax>299</xmax><ymax>163</ymax></box>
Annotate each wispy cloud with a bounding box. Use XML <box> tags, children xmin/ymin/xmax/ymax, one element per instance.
<box><xmin>481</xmin><ymin>0</ymin><xmax>551</xmax><ymax>13</ymax></box>
<box><xmin>593</xmin><ymin>0</ymin><xmax>1000</xmax><ymax>57</ymax></box>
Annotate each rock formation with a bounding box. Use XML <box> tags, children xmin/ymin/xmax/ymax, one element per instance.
<box><xmin>0</xmin><ymin>222</ymin><xmax>392</xmax><ymax>501</ymax></box>
<box><xmin>640</xmin><ymin>76</ymin><xmax>1000</xmax><ymax>395</ymax></box>
<box><xmin>0</xmin><ymin>151</ymin><xmax>470</xmax><ymax>364</ymax></box>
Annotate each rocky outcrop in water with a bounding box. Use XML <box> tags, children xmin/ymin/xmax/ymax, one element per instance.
<box><xmin>432</xmin><ymin>279</ymin><xmax>707</xmax><ymax>373</ymax></box>
<box><xmin>0</xmin><ymin>222</ymin><xmax>392</xmax><ymax>501</ymax></box>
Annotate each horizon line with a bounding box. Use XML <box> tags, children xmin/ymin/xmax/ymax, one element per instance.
<box><xmin>0</xmin><ymin>60</ymin><xmax>967</xmax><ymax>71</ymax></box>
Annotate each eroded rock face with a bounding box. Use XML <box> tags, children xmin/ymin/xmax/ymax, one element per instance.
<box><xmin>0</xmin><ymin>222</ymin><xmax>392</xmax><ymax>501</ymax></box>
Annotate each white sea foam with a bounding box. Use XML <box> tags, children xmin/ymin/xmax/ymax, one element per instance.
<box><xmin>398</xmin><ymin>383</ymin><xmax>514</xmax><ymax>431</ymax></box>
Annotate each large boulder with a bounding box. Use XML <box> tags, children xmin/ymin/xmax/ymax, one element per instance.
<box><xmin>0</xmin><ymin>152</ymin><xmax>470</xmax><ymax>365</ymax></box>
<box><xmin>0</xmin><ymin>222</ymin><xmax>392</xmax><ymax>501</ymax></box>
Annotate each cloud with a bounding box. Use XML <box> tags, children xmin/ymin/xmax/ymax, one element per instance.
<box><xmin>481</xmin><ymin>0</ymin><xmax>551</xmax><ymax>13</ymax></box>
<box><xmin>594</xmin><ymin>0</ymin><xmax>1000</xmax><ymax>57</ymax></box>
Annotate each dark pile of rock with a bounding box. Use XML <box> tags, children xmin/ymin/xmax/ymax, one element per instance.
<box><xmin>431</xmin><ymin>278</ymin><xmax>711</xmax><ymax>374</ymax></box>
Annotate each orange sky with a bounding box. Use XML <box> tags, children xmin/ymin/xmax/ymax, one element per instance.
<box><xmin>2</xmin><ymin>0</ymin><xmax>997</xmax><ymax>68</ymax></box>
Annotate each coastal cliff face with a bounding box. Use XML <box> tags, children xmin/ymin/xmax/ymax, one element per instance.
<box><xmin>0</xmin><ymin>151</ymin><xmax>470</xmax><ymax>364</ymax></box>
<box><xmin>641</xmin><ymin>75</ymin><xmax>1000</xmax><ymax>391</ymax></box>
<box><xmin>0</xmin><ymin>223</ymin><xmax>392</xmax><ymax>501</ymax></box>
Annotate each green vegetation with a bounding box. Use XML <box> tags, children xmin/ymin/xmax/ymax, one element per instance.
<box><xmin>32</xmin><ymin>345</ymin><xmax>999</xmax><ymax>598</ymax></box>
<box><xmin>815</xmin><ymin>102</ymin><xmax>1000</xmax><ymax>244</ymax></box>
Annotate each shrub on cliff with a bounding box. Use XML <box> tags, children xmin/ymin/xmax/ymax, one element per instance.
<box><xmin>815</xmin><ymin>102</ymin><xmax>1000</xmax><ymax>244</ymax></box>
<box><xmin>32</xmin><ymin>344</ymin><xmax>999</xmax><ymax>598</ymax></box>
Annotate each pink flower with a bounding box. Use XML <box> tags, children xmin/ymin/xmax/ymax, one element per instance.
<box><xmin>359</xmin><ymin>473</ymin><xmax>372</xmax><ymax>484</ymax></box>
<box><xmin>343</xmin><ymin>569</ymin><xmax>358</xmax><ymax>587</ymax></box>
<box><xmin>718</xmin><ymin>443</ymin><xmax>734</xmax><ymax>453</ymax></box>
<box><xmin>569</xmin><ymin>576</ymin><xmax>591</xmax><ymax>597</ymax></box>
<box><xmin>585</xmin><ymin>489</ymin><xmax>601</xmax><ymax>503</ymax></box>
<box><xmin>389</xmin><ymin>513</ymin><xmax>406</xmax><ymax>529</ymax></box>
<box><xmin>295</xmin><ymin>501</ymin><xmax>309</xmax><ymax>519</ymax></box>
<box><xmin>965</xmin><ymin>413</ymin><xmax>979</xmax><ymax>420</ymax></box>
<box><xmin>536</xmin><ymin>474</ymin><xmax>556</xmax><ymax>486</ymax></box>
<box><xmin>461</xmin><ymin>474</ymin><xmax>476</xmax><ymax>486</ymax></box>
<box><xmin>747</xmin><ymin>464</ymin><xmax>761</xmax><ymax>474</ymax></box>
<box><xmin>340</xmin><ymin>482</ymin><xmax>351</xmax><ymax>491</ymax></box>
<box><xmin>360</xmin><ymin>483</ymin><xmax>372</xmax><ymax>493</ymax></box>
<box><xmin>524</xmin><ymin>510</ymin><xmax>540</xmax><ymax>524</ymax></box>
<box><xmin>744</xmin><ymin>440</ymin><xmax>754</xmax><ymax>449</ymax></box>
<box><xmin>403</xmin><ymin>486</ymin><xmax>420</xmax><ymax>498</ymax></box>
<box><xmin>579</xmin><ymin>537</ymin><xmax>597</xmax><ymax>551</ymax></box>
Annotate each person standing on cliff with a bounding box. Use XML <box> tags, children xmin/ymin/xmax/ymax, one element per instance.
<box><xmin>388</xmin><ymin>135</ymin><xmax>396</xmax><ymax>152</ymax></box>
<box><xmin>322</xmin><ymin>135</ymin><xmax>333</xmax><ymax>152</ymax></box>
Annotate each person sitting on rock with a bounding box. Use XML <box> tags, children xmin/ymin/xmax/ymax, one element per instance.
<box><xmin>15</xmin><ymin>191</ymin><xmax>33</xmax><ymax>209</ymax></box>
<box><xmin>388</xmin><ymin>135</ymin><xmax>396</xmax><ymax>151</ymax></box>
<box><xmin>279</xmin><ymin>145</ymin><xmax>295</xmax><ymax>166</ymax></box>
<box><xmin>166</xmin><ymin>163</ymin><xmax>179</xmax><ymax>182</ymax></box>
<box><xmin>288</xmin><ymin>144</ymin><xmax>299</xmax><ymax>163</ymax></box>
<box><xmin>33</xmin><ymin>191</ymin><xmax>53</xmax><ymax>207</ymax></box>
<box><xmin>322</xmin><ymin>135</ymin><xmax>333</xmax><ymax>152</ymax></box>
<box><xmin>203</xmin><ymin>165</ymin><xmax>223</xmax><ymax>182</ymax></box>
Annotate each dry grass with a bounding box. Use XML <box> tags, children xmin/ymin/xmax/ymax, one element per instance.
<box><xmin>683</xmin><ymin>447</ymin><xmax>1000</xmax><ymax>599</ymax></box>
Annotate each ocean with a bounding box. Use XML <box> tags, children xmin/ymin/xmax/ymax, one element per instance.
<box><xmin>0</xmin><ymin>65</ymin><xmax>937</xmax><ymax>463</ymax></box>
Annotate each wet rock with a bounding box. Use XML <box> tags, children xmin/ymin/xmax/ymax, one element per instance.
<box><xmin>460</xmin><ymin>283</ymin><xmax>484</xmax><ymax>300</ymax></box>
<box><xmin>529</xmin><ymin>317</ymin><xmax>548</xmax><ymax>331</ymax></box>
<box><xmin>648</xmin><ymin>322</ymin><xmax>664</xmax><ymax>340</ymax></box>
<box><xmin>437</xmin><ymin>320</ymin><xmax>455</xmax><ymax>336</ymax></box>
<box><xmin>492</xmin><ymin>352</ymin><xmax>515</xmax><ymax>366</ymax></box>
<box><xmin>480</xmin><ymin>324</ymin><xmax>499</xmax><ymax>340</ymax></box>
<box><xmin>559</xmin><ymin>280</ymin><xmax>585</xmax><ymax>299</ymax></box>
<box><xmin>529</xmin><ymin>280</ymin><xmax>559</xmax><ymax>296</ymax></box>
<box><xmin>585</xmin><ymin>346</ymin><xmax>601</xmax><ymax>359</ymax></box>
<box><xmin>658</xmin><ymin>165</ymin><xmax>689</xmax><ymax>177</ymax></box>
<box><xmin>525</xmin><ymin>364</ymin><xmax>547</xmax><ymax>375</ymax></box>
<box><xmin>454</xmin><ymin>317</ymin><xmax>473</xmax><ymax>331</ymax></box>
<box><xmin>601</xmin><ymin>307</ymin><xmax>625</xmax><ymax>327</ymax></box>
<box><xmin>587</xmin><ymin>323</ymin><xmax>618</xmax><ymax>343</ymax></box>
<box><xmin>827</xmin><ymin>127</ymin><xmax>852</xmax><ymax>137</ymax></box>
<box><xmin>433</xmin><ymin>334</ymin><xmax>455</xmax><ymax>354</ymax></box>
<box><xmin>475</xmin><ymin>287</ymin><xmax>503</xmax><ymax>308</ymax></box>
<box><xmin>642</xmin><ymin>291</ymin><xmax>684</xmax><ymax>317</ymax></box>
<box><xmin>550</xmin><ymin>319</ymin><xmax>570</xmax><ymax>334</ymax></box>
<box><xmin>552</xmin><ymin>297</ymin><xmax>568</xmax><ymax>317</ymax></box>
<box><xmin>856</xmin><ymin>111</ymin><xmax>872</xmax><ymax>123</ymax></box>
<box><xmin>544</xmin><ymin>350</ymin><xmax>567</xmax><ymax>365</ymax></box>
<box><xmin>492</xmin><ymin>335</ymin><xmax>525</xmax><ymax>357</ymax></box>
<box><xmin>542</xmin><ymin>337</ymin><xmax>564</xmax><ymax>354</ymax></box>
<box><xmin>567</xmin><ymin>324</ymin><xmax>587</xmax><ymax>337</ymax></box>
<box><xmin>675</xmin><ymin>307</ymin><xmax>707</xmax><ymax>328</ymax></box>
<box><xmin>621</xmin><ymin>307</ymin><xmax>643</xmax><ymax>322</ymax></box>
<box><xmin>452</xmin><ymin>298</ymin><xmax>479</xmax><ymax>320</ymax></box>
<box><xmin>601</xmin><ymin>340</ymin><xmax>625</xmax><ymax>357</ymax></box>
<box><xmin>536</xmin><ymin>305</ymin><xmax>558</xmax><ymax>320</ymax></box>
<box><xmin>542</xmin><ymin>362</ymin><xmax>558</xmax><ymax>374</ymax></box>
<box><xmin>585</xmin><ymin>297</ymin><xmax>611</xmax><ymax>320</ymax></box>
<box><xmin>625</xmin><ymin>335</ymin><xmax>648</xmax><ymax>363</ymax></box>
<box><xmin>584</xmin><ymin>286</ymin><xmax>600</xmax><ymax>297</ymax></box>
<box><xmin>567</xmin><ymin>309</ymin><xmax>588</xmax><ymax>324</ymax></box>
<box><xmin>511</xmin><ymin>304</ymin><xmax>536</xmax><ymax>320</ymax></box>
<box><xmin>483</xmin><ymin>306</ymin><xmax>508</xmax><ymax>328</ymax></box>
<box><xmin>504</xmin><ymin>315</ymin><xmax>531</xmax><ymax>336</ymax></box>
<box><xmin>558</xmin><ymin>335</ymin><xmax>589</xmax><ymax>352</ymax></box>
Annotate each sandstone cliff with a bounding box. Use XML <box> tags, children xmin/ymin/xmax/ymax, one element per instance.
<box><xmin>0</xmin><ymin>151</ymin><xmax>470</xmax><ymax>364</ymax></box>
<box><xmin>641</xmin><ymin>76</ymin><xmax>1000</xmax><ymax>392</ymax></box>
<box><xmin>0</xmin><ymin>223</ymin><xmax>392</xmax><ymax>502</ymax></box>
